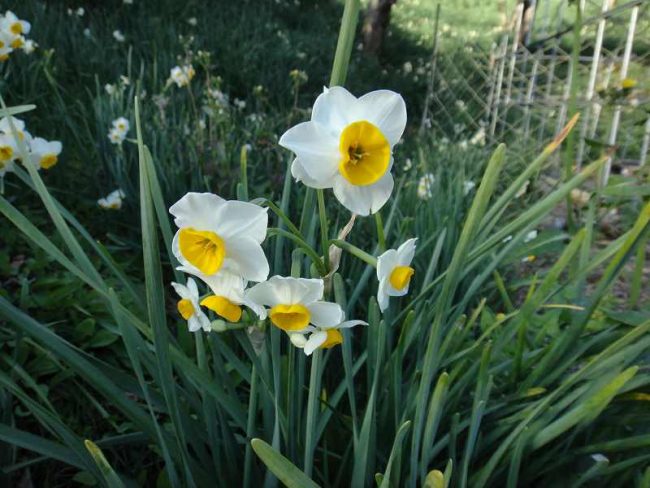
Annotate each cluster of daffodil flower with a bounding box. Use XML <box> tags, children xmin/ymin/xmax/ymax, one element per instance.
<box><xmin>108</xmin><ymin>116</ymin><xmax>130</xmax><ymax>145</ymax></box>
<box><xmin>0</xmin><ymin>10</ymin><xmax>36</xmax><ymax>61</ymax></box>
<box><xmin>170</xmin><ymin>87</ymin><xmax>419</xmax><ymax>355</ymax></box>
<box><xmin>98</xmin><ymin>188</ymin><xmax>126</xmax><ymax>210</ymax></box>
<box><xmin>168</xmin><ymin>65</ymin><xmax>196</xmax><ymax>88</ymax></box>
<box><xmin>0</xmin><ymin>116</ymin><xmax>62</xmax><ymax>179</ymax></box>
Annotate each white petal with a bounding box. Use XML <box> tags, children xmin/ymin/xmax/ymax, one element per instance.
<box><xmin>246</xmin><ymin>276</ymin><xmax>323</xmax><ymax>308</ymax></box>
<box><xmin>179</xmin><ymin>267</ymin><xmax>245</xmax><ymax>303</ymax></box>
<box><xmin>307</xmin><ymin>301</ymin><xmax>345</xmax><ymax>328</ymax></box>
<box><xmin>186</xmin><ymin>277</ymin><xmax>200</xmax><ymax>299</ymax></box>
<box><xmin>224</xmin><ymin>237</ymin><xmax>269</xmax><ymax>283</ymax></box>
<box><xmin>278</xmin><ymin>121</ymin><xmax>340</xmax><ymax>182</ymax></box>
<box><xmin>289</xmin><ymin>333</ymin><xmax>308</xmax><ymax>348</ymax></box>
<box><xmin>321</xmin><ymin>319</ymin><xmax>368</xmax><ymax>330</ymax></box>
<box><xmin>396</xmin><ymin>238</ymin><xmax>417</xmax><ymax>266</ymax></box>
<box><xmin>291</xmin><ymin>158</ymin><xmax>333</xmax><ymax>189</ymax></box>
<box><xmin>171</xmin><ymin>282</ymin><xmax>190</xmax><ymax>300</ymax></box>
<box><xmin>214</xmin><ymin>200</ymin><xmax>268</xmax><ymax>242</ymax></box>
<box><xmin>304</xmin><ymin>331</ymin><xmax>328</xmax><ymax>356</ymax></box>
<box><xmin>198</xmin><ymin>312</ymin><xmax>212</xmax><ymax>332</ymax></box>
<box><xmin>187</xmin><ymin>315</ymin><xmax>201</xmax><ymax>332</ymax></box>
<box><xmin>169</xmin><ymin>192</ymin><xmax>226</xmax><ymax>230</ymax></box>
<box><xmin>377</xmin><ymin>249</ymin><xmax>398</xmax><ymax>281</ymax></box>
<box><xmin>377</xmin><ymin>279</ymin><xmax>390</xmax><ymax>312</ymax></box>
<box><xmin>332</xmin><ymin>172</ymin><xmax>394</xmax><ymax>216</ymax></box>
<box><xmin>311</xmin><ymin>86</ymin><xmax>358</xmax><ymax>133</ymax></box>
<box><xmin>355</xmin><ymin>90</ymin><xmax>407</xmax><ymax>146</ymax></box>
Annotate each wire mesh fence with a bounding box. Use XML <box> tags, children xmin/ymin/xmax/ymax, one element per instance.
<box><xmin>422</xmin><ymin>0</ymin><xmax>649</xmax><ymax>181</ymax></box>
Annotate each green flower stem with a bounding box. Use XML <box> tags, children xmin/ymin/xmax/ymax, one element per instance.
<box><xmin>317</xmin><ymin>189</ymin><xmax>330</xmax><ymax>273</ymax></box>
<box><xmin>375</xmin><ymin>212</ymin><xmax>386</xmax><ymax>253</ymax></box>
<box><xmin>329</xmin><ymin>0</ymin><xmax>361</xmax><ymax>87</ymax></box>
<box><xmin>303</xmin><ymin>349</ymin><xmax>322</xmax><ymax>478</ymax></box>
<box><xmin>331</xmin><ymin>239</ymin><xmax>378</xmax><ymax>268</ymax></box>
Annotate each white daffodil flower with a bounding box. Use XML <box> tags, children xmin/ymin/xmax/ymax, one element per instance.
<box><xmin>98</xmin><ymin>189</ymin><xmax>126</xmax><ymax>210</ymax></box>
<box><xmin>169</xmin><ymin>192</ymin><xmax>269</xmax><ymax>284</ymax></box>
<box><xmin>279</xmin><ymin>86</ymin><xmax>407</xmax><ymax>216</ymax></box>
<box><xmin>246</xmin><ymin>276</ymin><xmax>344</xmax><ymax>334</ymax></box>
<box><xmin>21</xmin><ymin>39</ymin><xmax>35</xmax><ymax>54</ymax></box>
<box><xmin>376</xmin><ymin>238</ymin><xmax>417</xmax><ymax>312</ymax></box>
<box><xmin>108</xmin><ymin>127</ymin><xmax>126</xmax><ymax>145</ymax></box>
<box><xmin>112</xmin><ymin>116</ymin><xmax>130</xmax><ymax>134</ymax></box>
<box><xmin>417</xmin><ymin>173</ymin><xmax>434</xmax><ymax>200</ymax></box>
<box><xmin>0</xmin><ymin>116</ymin><xmax>32</xmax><ymax>143</ymax></box>
<box><xmin>289</xmin><ymin>319</ymin><xmax>367</xmax><ymax>356</ymax></box>
<box><xmin>1</xmin><ymin>11</ymin><xmax>30</xmax><ymax>40</ymax></box>
<box><xmin>113</xmin><ymin>30</ymin><xmax>125</xmax><ymax>43</ymax></box>
<box><xmin>28</xmin><ymin>137</ymin><xmax>62</xmax><ymax>170</ymax></box>
<box><xmin>171</xmin><ymin>278</ymin><xmax>211</xmax><ymax>332</ymax></box>
<box><xmin>169</xmin><ymin>65</ymin><xmax>195</xmax><ymax>88</ymax></box>
<box><xmin>0</xmin><ymin>31</ymin><xmax>13</xmax><ymax>60</ymax></box>
<box><xmin>177</xmin><ymin>266</ymin><xmax>265</xmax><ymax>322</ymax></box>
<box><xmin>0</xmin><ymin>133</ymin><xmax>18</xmax><ymax>176</ymax></box>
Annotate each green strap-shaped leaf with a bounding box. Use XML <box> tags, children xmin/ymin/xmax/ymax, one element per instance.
<box><xmin>251</xmin><ymin>438</ymin><xmax>320</xmax><ymax>488</ymax></box>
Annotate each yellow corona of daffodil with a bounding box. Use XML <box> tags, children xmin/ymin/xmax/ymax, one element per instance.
<box><xmin>279</xmin><ymin>86</ymin><xmax>406</xmax><ymax>216</ymax></box>
<box><xmin>171</xmin><ymin>278</ymin><xmax>212</xmax><ymax>332</ymax></box>
<box><xmin>170</xmin><ymin>192</ymin><xmax>269</xmax><ymax>284</ymax></box>
<box><xmin>246</xmin><ymin>276</ymin><xmax>344</xmax><ymax>333</ymax></box>
<box><xmin>178</xmin><ymin>266</ymin><xmax>265</xmax><ymax>323</ymax></box>
<box><xmin>376</xmin><ymin>238</ymin><xmax>417</xmax><ymax>312</ymax></box>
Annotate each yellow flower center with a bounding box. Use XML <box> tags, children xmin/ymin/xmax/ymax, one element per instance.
<box><xmin>10</xmin><ymin>23</ymin><xmax>23</xmax><ymax>35</ymax></box>
<box><xmin>40</xmin><ymin>154</ymin><xmax>58</xmax><ymax>169</ymax></box>
<box><xmin>320</xmin><ymin>329</ymin><xmax>343</xmax><ymax>349</ymax></box>
<box><xmin>178</xmin><ymin>227</ymin><xmax>226</xmax><ymax>275</ymax></box>
<box><xmin>389</xmin><ymin>265</ymin><xmax>414</xmax><ymax>290</ymax></box>
<box><xmin>177</xmin><ymin>298</ymin><xmax>194</xmax><ymax>320</ymax></box>
<box><xmin>338</xmin><ymin>120</ymin><xmax>390</xmax><ymax>186</ymax></box>
<box><xmin>0</xmin><ymin>146</ymin><xmax>13</xmax><ymax>161</ymax></box>
<box><xmin>269</xmin><ymin>304</ymin><xmax>311</xmax><ymax>331</ymax></box>
<box><xmin>10</xmin><ymin>37</ymin><xmax>23</xmax><ymax>49</ymax></box>
<box><xmin>201</xmin><ymin>295</ymin><xmax>242</xmax><ymax>323</ymax></box>
<box><xmin>0</xmin><ymin>54</ymin><xmax>9</xmax><ymax>62</ymax></box>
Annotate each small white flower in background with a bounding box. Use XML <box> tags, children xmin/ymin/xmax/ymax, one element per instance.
<box><xmin>76</xmin><ymin>8</ymin><xmax>85</xmax><ymax>17</ymax></box>
<box><xmin>570</xmin><ymin>188</ymin><xmax>590</xmax><ymax>207</ymax></box>
<box><xmin>279</xmin><ymin>86</ymin><xmax>407</xmax><ymax>216</ymax></box>
<box><xmin>1</xmin><ymin>11</ymin><xmax>30</xmax><ymax>40</ymax></box>
<box><xmin>417</xmin><ymin>173</ymin><xmax>435</xmax><ymax>200</ymax></box>
<box><xmin>403</xmin><ymin>61</ymin><xmax>413</xmax><ymax>74</ymax></box>
<box><xmin>458</xmin><ymin>140</ymin><xmax>468</xmax><ymax>150</ymax></box>
<box><xmin>108</xmin><ymin>116</ymin><xmax>129</xmax><ymax>145</ymax></box>
<box><xmin>470</xmin><ymin>127</ymin><xmax>486</xmax><ymax>146</ymax></box>
<box><xmin>105</xmin><ymin>83</ymin><xmax>116</xmax><ymax>95</ymax></box>
<box><xmin>119</xmin><ymin>75</ymin><xmax>130</xmax><ymax>85</ymax></box>
<box><xmin>463</xmin><ymin>180</ymin><xmax>475</xmax><ymax>195</ymax></box>
<box><xmin>21</xmin><ymin>39</ymin><xmax>35</xmax><ymax>54</ymax></box>
<box><xmin>376</xmin><ymin>238</ymin><xmax>417</xmax><ymax>312</ymax></box>
<box><xmin>521</xmin><ymin>255</ymin><xmax>536</xmax><ymax>263</ymax></box>
<box><xmin>289</xmin><ymin>319</ymin><xmax>367</xmax><ymax>356</ymax></box>
<box><xmin>171</xmin><ymin>278</ymin><xmax>212</xmax><ymax>333</ymax></box>
<box><xmin>112</xmin><ymin>116</ymin><xmax>130</xmax><ymax>134</ymax></box>
<box><xmin>524</xmin><ymin>230</ymin><xmax>537</xmax><ymax>243</ymax></box>
<box><xmin>169</xmin><ymin>192</ymin><xmax>270</xmax><ymax>284</ymax></box>
<box><xmin>515</xmin><ymin>180</ymin><xmax>529</xmax><ymax>198</ymax></box>
<box><xmin>0</xmin><ymin>116</ymin><xmax>31</xmax><ymax>143</ymax></box>
<box><xmin>403</xmin><ymin>158</ymin><xmax>413</xmax><ymax>171</ymax></box>
<box><xmin>187</xmin><ymin>17</ymin><xmax>197</xmax><ymax>26</ymax></box>
<box><xmin>246</xmin><ymin>276</ymin><xmax>345</xmax><ymax>338</ymax></box>
<box><xmin>83</xmin><ymin>28</ymin><xmax>91</xmax><ymax>38</ymax></box>
<box><xmin>28</xmin><ymin>138</ymin><xmax>62</xmax><ymax>170</ymax></box>
<box><xmin>98</xmin><ymin>189</ymin><xmax>126</xmax><ymax>210</ymax></box>
<box><xmin>112</xmin><ymin>30</ymin><xmax>125</xmax><ymax>43</ymax></box>
<box><xmin>234</xmin><ymin>98</ymin><xmax>246</xmax><ymax>110</ymax></box>
<box><xmin>169</xmin><ymin>65</ymin><xmax>195</xmax><ymax>88</ymax></box>
<box><xmin>108</xmin><ymin>127</ymin><xmax>126</xmax><ymax>145</ymax></box>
